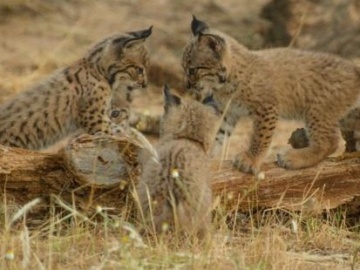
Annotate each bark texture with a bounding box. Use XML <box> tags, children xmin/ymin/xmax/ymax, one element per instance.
<box><xmin>1</xmin><ymin>135</ymin><xmax>360</xmax><ymax>223</ymax></box>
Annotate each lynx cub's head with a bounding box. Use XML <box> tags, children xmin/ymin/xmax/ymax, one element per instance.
<box><xmin>161</xmin><ymin>85</ymin><xmax>219</xmax><ymax>152</ymax></box>
<box><xmin>86</xmin><ymin>27</ymin><xmax>152</xmax><ymax>102</ymax></box>
<box><xmin>182</xmin><ymin>16</ymin><xmax>233</xmax><ymax>101</ymax></box>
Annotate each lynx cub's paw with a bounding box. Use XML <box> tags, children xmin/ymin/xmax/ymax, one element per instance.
<box><xmin>276</xmin><ymin>153</ymin><xmax>290</xmax><ymax>169</ymax></box>
<box><xmin>233</xmin><ymin>152</ymin><xmax>258</xmax><ymax>174</ymax></box>
<box><xmin>276</xmin><ymin>149</ymin><xmax>304</xmax><ymax>169</ymax></box>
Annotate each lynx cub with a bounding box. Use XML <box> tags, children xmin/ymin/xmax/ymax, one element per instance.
<box><xmin>182</xmin><ymin>16</ymin><xmax>360</xmax><ymax>174</ymax></box>
<box><xmin>136</xmin><ymin>85</ymin><xmax>218</xmax><ymax>238</ymax></box>
<box><xmin>0</xmin><ymin>27</ymin><xmax>152</xmax><ymax>150</ymax></box>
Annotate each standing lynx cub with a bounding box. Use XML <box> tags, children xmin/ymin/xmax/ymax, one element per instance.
<box><xmin>182</xmin><ymin>16</ymin><xmax>360</xmax><ymax>174</ymax></box>
<box><xmin>0</xmin><ymin>27</ymin><xmax>152</xmax><ymax>150</ymax></box>
<box><xmin>136</xmin><ymin>85</ymin><xmax>218</xmax><ymax>238</ymax></box>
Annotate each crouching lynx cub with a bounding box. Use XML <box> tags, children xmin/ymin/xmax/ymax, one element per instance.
<box><xmin>136</xmin><ymin>85</ymin><xmax>218</xmax><ymax>238</ymax></box>
<box><xmin>182</xmin><ymin>16</ymin><xmax>360</xmax><ymax>174</ymax></box>
<box><xmin>0</xmin><ymin>27</ymin><xmax>152</xmax><ymax>150</ymax></box>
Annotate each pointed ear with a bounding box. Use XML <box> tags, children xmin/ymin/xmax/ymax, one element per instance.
<box><xmin>124</xmin><ymin>26</ymin><xmax>153</xmax><ymax>48</ymax></box>
<box><xmin>191</xmin><ymin>15</ymin><xmax>209</xmax><ymax>36</ymax></box>
<box><xmin>163</xmin><ymin>84</ymin><xmax>181</xmax><ymax>112</ymax></box>
<box><xmin>127</xmin><ymin>26</ymin><xmax>153</xmax><ymax>39</ymax></box>
<box><xmin>198</xmin><ymin>34</ymin><xmax>225</xmax><ymax>53</ymax></box>
<box><xmin>202</xmin><ymin>94</ymin><xmax>220</xmax><ymax>115</ymax></box>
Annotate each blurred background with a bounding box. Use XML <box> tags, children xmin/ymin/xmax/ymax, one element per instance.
<box><xmin>1</xmin><ymin>0</ymin><xmax>359</xmax><ymax>157</ymax></box>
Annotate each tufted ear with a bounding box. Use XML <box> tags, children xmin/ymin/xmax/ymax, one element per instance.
<box><xmin>191</xmin><ymin>15</ymin><xmax>209</xmax><ymax>36</ymax></box>
<box><xmin>163</xmin><ymin>84</ymin><xmax>181</xmax><ymax>113</ymax></box>
<box><xmin>123</xmin><ymin>26</ymin><xmax>153</xmax><ymax>48</ymax></box>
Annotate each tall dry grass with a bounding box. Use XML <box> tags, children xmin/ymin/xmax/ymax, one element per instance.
<box><xmin>1</xmin><ymin>191</ymin><xmax>359</xmax><ymax>269</ymax></box>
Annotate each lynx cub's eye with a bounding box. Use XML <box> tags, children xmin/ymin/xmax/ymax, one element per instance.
<box><xmin>111</xmin><ymin>110</ymin><xmax>120</xmax><ymax>118</ymax></box>
<box><xmin>136</xmin><ymin>67</ymin><xmax>144</xmax><ymax>75</ymax></box>
<box><xmin>188</xmin><ymin>68</ymin><xmax>196</xmax><ymax>76</ymax></box>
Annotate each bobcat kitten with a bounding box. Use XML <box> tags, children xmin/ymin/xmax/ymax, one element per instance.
<box><xmin>136</xmin><ymin>85</ymin><xmax>218</xmax><ymax>238</ymax></box>
<box><xmin>183</xmin><ymin>16</ymin><xmax>360</xmax><ymax>173</ymax></box>
<box><xmin>0</xmin><ymin>26</ymin><xmax>152</xmax><ymax>150</ymax></box>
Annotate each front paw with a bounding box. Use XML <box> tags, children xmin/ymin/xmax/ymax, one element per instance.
<box><xmin>233</xmin><ymin>152</ymin><xmax>258</xmax><ymax>174</ymax></box>
<box><xmin>276</xmin><ymin>153</ymin><xmax>290</xmax><ymax>169</ymax></box>
<box><xmin>276</xmin><ymin>150</ymin><xmax>301</xmax><ymax>169</ymax></box>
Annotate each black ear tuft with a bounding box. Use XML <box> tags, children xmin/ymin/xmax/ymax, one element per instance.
<box><xmin>123</xmin><ymin>26</ymin><xmax>153</xmax><ymax>48</ymax></box>
<box><xmin>140</xmin><ymin>25</ymin><xmax>153</xmax><ymax>39</ymax></box>
<box><xmin>127</xmin><ymin>26</ymin><xmax>153</xmax><ymax>39</ymax></box>
<box><xmin>163</xmin><ymin>84</ymin><xmax>181</xmax><ymax>112</ymax></box>
<box><xmin>191</xmin><ymin>15</ymin><xmax>209</xmax><ymax>36</ymax></box>
<box><xmin>202</xmin><ymin>94</ymin><xmax>220</xmax><ymax>115</ymax></box>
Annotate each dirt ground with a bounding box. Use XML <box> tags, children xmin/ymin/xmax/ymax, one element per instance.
<box><xmin>0</xmin><ymin>0</ymin><xmax>346</xmax><ymax>160</ymax></box>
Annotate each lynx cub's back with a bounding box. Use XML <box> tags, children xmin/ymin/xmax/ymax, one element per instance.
<box><xmin>182</xmin><ymin>16</ymin><xmax>360</xmax><ymax>173</ymax></box>
<box><xmin>0</xmin><ymin>27</ymin><xmax>152</xmax><ymax>150</ymax></box>
<box><xmin>136</xmin><ymin>85</ymin><xmax>218</xmax><ymax>238</ymax></box>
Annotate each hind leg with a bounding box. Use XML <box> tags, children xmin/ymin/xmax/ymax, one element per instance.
<box><xmin>277</xmin><ymin>118</ymin><xmax>339</xmax><ymax>169</ymax></box>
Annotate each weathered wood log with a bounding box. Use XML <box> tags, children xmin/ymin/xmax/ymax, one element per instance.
<box><xmin>0</xmin><ymin>135</ymin><xmax>141</xmax><ymax>221</ymax></box>
<box><xmin>1</xmin><ymin>135</ymin><xmax>360</xmax><ymax>223</ymax></box>
<box><xmin>212</xmin><ymin>157</ymin><xmax>360</xmax><ymax>216</ymax></box>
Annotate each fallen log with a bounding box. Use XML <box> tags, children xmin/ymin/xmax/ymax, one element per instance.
<box><xmin>212</xmin><ymin>157</ymin><xmax>360</xmax><ymax>216</ymax></box>
<box><xmin>0</xmin><ymin>135</ymin><xmax>140</xmax><ymax>222</ymax></box>
<box><xmin>1</xmin><ymin>134</ymin><xmax>360</xmax><ymax>224</ymax></box>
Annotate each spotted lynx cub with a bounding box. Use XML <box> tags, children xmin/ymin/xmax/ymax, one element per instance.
<box><xmin>182</xmin><ymin>16</ymin><xmax>360</xmax><ymax>174</ymax></box>
<box><xmin>136</xmin><ymin>85</ymin><xmax>218</xmax><ymax>238</ymax></box>
<box><xmin>0</xmin><ymin>27</ymin><xmax>152</xmax><ymax>150</ymax></box>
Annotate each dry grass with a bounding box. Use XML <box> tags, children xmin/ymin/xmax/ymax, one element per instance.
<box><xmin>0</xmin><ymin>0</ymin><xmax>359</xmax><ymax>269</ymax></box>
<box><xmin>1</xmin><ymin>195</ymin><xmax>359</xmax><ymax>269</ymax></box>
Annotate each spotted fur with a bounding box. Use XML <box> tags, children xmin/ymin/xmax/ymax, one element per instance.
<box><xmin>182</xmin><ymin>16</ymin><xmax>360</xmax><ymax>173</ymax></box>
<box><xmin>136</xmin><ymin>85</ymin><xmax>218</xmax><ymax>238</ymax></box>
<box><xmin>0</xmin><ymin>27</ymin><xmax>152</xmax><ymax>149</ymax></box>
<box><xmin>107</xmin><ymin>95</ymin><xmax>131</xmax><ymax>134</ymax></box>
